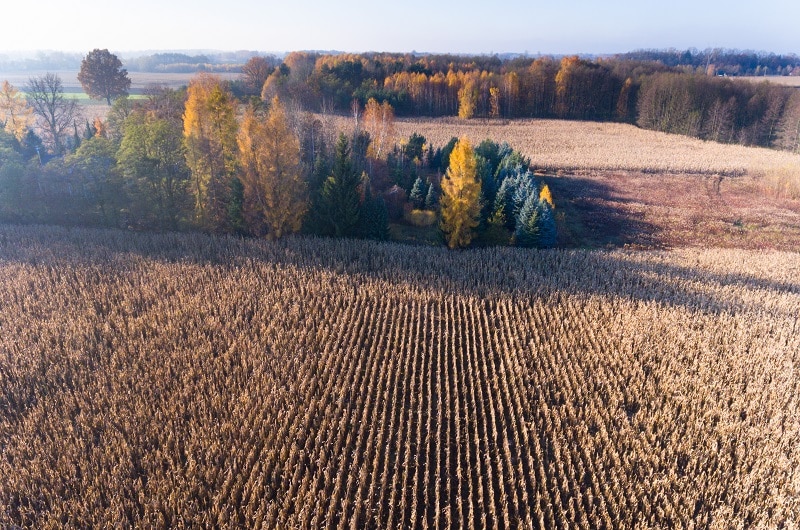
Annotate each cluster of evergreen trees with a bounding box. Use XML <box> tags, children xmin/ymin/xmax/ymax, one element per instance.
<box><xmin>476</xmin><ymin>140</ymin><xmax>557</xmax><ymax>248</ymax></box>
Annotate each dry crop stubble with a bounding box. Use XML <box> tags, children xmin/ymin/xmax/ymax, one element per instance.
<box><xmin>325</xmin><ymin>115</ymin><xmax>800</xmax><ymax>249</ymax></box>
<box><xmin>0</xmin><ymin>225</ymin><xmax>799</xmax><ymax>528</ymax></box>
<box><xmin>330</xmin><ymin>115</ymin><xmax>800</xmax><ymax>176</ymax></box>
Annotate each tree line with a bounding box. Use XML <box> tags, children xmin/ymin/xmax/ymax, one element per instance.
<box><xmin>617</xmin><ymin>48</ymin><xmax>800</xmax><ymax>76</ymax></box>
<box><xmin>256</xmin><ymin>51</ymin><xmax>800</xmax><ymax>149</ymax></box>
<box><xmin>0</xmin><ymin>57</ymin><xmax>555</xmax><ymax>249</ymax></box>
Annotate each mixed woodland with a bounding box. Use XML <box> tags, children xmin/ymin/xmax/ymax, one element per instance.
<box><xmin>1</xmin><ymin>48</ymin><xmax>800</xmax><ymax>247</ymax></box>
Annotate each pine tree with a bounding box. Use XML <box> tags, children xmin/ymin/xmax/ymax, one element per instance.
<box><xmin>409</xmin><ymin>177</ymin><xmax>426</xmax><ymax>209</ymax></box>
<box><xmin>358</xmin><ymin>183</ymin><xmax>390</xmax><ymax>240</ymax></box>
<box><xmin>514</xmin><ymin>193</ymin><xmax>541</xmax><ymax>248</ymax></box>
<box><xmin>440</xmin><ymin>137</ymin><xmax>481</xmax><ymax>249</ymax></box>
<box><xmin>538</xmin><ymin>199</ymin><xmax>557</xmax><ymax>247</ymax></box>
<box><xmin>511</xmin><ymin>177</ymin><xmax>536</xmax><ymax>223</ymax></box>
<box><xmin>492</xmin><ymin>177</ymin><xmax>513</xmax><ymax>229</ymax></box>
<box><xmin>228</xmin><ymin>177</ymin><xmax>246</xmax><ymax>235</ymax></box>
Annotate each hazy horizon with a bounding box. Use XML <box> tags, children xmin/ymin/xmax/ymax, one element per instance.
<box><xmin>0</xmin><ymin>0</ymin><xmax>797</xmax><ymax>57</ymax></box>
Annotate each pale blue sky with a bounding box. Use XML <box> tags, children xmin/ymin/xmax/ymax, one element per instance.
<box><xmin>1</xmin><ymin>0</ymin><xmax>798</xmax><ymax>55</ymax></box>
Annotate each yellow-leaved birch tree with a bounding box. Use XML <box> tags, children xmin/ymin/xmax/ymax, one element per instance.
<box><xmin>363</xmin><ymin>98</ymin><xmax>395</xmax><ymax>160</ymax></box>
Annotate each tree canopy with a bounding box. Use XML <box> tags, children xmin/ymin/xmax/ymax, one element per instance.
<box><xmin>238</xmin><ymin>97</ymin><xmax>307</xmax><ymax>239</ymax></box>
<box><xmin>0</xmin><ymin>81</ymin><xmax>33</xmax><ymax>141</ymax></box>
<box><xmin>78</xmin><ymin>49</ymin><xmax>131</xmax><ymax>105</ymax></box>
<box><xmin>183</xmin><ymin>74</ymin><xmax>239</xmax><ymax>231</ymax></box>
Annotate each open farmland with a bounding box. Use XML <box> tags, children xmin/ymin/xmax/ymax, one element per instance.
<box><xmin>741</xmin><ymin>76</ymin><xmax>800</xmax><ymax>88</ymax></box>
<box><xmin>1</xmin><ymin>225</ymin><xmax>799</xmax><ymax>528</ymax></box>
<box><xmin>0</xmin><ymin>70</ymin><xmax>235</xmax><ymax>95</ymax></box>
<box><xmin>337</xmin><ymin>116</ymin><xmax>800</xmax><ymax>176</ymax></box>
<box><xmin>330</xmin><ymin>116</ymin><xmax>800</xmax><ymax>250</ymax></box>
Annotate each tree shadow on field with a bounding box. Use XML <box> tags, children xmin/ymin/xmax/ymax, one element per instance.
<box><xmin>544</xmin><ymin>175</ymin><xmax>661</xmax><ymax>249</ymax></box>
<box><xmin>1</xmin><ymin>224</ymin><xmax>798</xmax><ymax>318</ymax></box>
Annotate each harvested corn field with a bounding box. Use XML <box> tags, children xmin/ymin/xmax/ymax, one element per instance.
<box><xmin>1</xmin><ymin>225</ymin><xmax>799</xmax><ymax>528</ymax></box>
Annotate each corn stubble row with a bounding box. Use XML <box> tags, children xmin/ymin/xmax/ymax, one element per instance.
<box><xmin>1</xmin><ymin>226</ymin><xmax>799</xmax><ymax>528</ymax></box>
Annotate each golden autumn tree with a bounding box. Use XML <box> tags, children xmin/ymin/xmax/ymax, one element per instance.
<box><xmin>362</xmin><ymin>98</ymin><xmax>395</xmax><ymax>160</ymax></box>
<box><xmin>183</xmin><ymin>74</ymin><xmax>239</xmax><ymax>231</ymax></box>
<box><xmin>457</xmin><ymin>77</ymin><xmax>477</xmax><ymax>119</ymax></box>
<box><xmin>489</xmin><ymin>87</ymin><xmax>501</xmax><ymax>119</ymax></box>
<box><xmin>555</xmin><ymin>56</ymin><xmax>580</xmax><ymax>118</ymax></box>
<box><xmin>539</xmin><ymin>183</ymin><xmax>554</xmax><ymax>208</ymax></box>
<box><xmin>502</xmin><ymin>71</ymin><xmax>520</xmax><ymax>117</ymax></box>
<box><xmin>440</xmin><ymin>137</ymin><xmax>481</xmax><ymax>248</ymax></box>
<box><xmin>238</xmin><ymin>97</ymin><xmax>307</xmax><ymax>239</ymax></box>
<box><xmin>0</xmin><ymin>81</ymin><xmax>33</xmax><ymax>140</ymax></box>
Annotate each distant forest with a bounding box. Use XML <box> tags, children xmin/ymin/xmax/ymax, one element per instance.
<box><xmin>2</xmin><ymin>48</ymin><xmax>798</xmax><ymax>76</ymax></box>
<box><xmin>0</xmin><ymin>50</ymin><xmax>271</xmax><ymax>73</ymax></box>
<box><xmin>3</xmin><ymin>49</ymin><xmax>799</xmax><ymax>149</ymax></box>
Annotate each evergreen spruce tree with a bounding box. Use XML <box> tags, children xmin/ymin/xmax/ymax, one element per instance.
<box><xmin>515</xmin><ymin>195</ymin><xmax>557</xmax><ymax>248</ymax></box>
<box><xmin>371</xmin><ymin>196</ymin><xmax>390</xmax><ymax>240</ymax></box>
<box><xmin>358</xmin><ymin>184</ymin><xmax>390</xmax><ymax>240</ymax></box>
<box><xmin>538</xmin><ymin>199</ymin><xmax>557</xmax><ymax>247</ymax></box>
<box><xmin>511</xmin><ymin>176</ymin><xmax>536</xmax><ymax>222</ymax></box>
<box><xmin>514</xmin><ymin>193</ymin><xmax>539</xmax><ymax>247</ymax></box>
<box><xmin>321</xmin><ymin>133</ymin><xmax>361</xmax><ymax>237</ymax></box>
<box><xmin>409</xmin><ymin>176</ymin><xmax>426</xmax><ymax>209</ymax></box>
<box><xmin>227</xmin><ymin>176</ymin><xmax>246</xmax><ymax>235</ymax></box>
<box><xmin>424</xmin><ymin>183</ymin><xmax>438</xmax><ymax>209</ymax></box>
<box><xmin>492</xmin><ymin>177</ymin><xmax>513</xmax><ymax>229</ymax></box>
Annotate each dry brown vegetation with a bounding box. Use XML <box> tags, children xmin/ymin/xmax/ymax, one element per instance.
<box><xmin>547</xmin><ymin>170</ymin><xmax>800</xmax><ymax>250</ymax></box>
<box><xmin>331</xmin><ymin>114</ymin><xmax>800</xmax><ymax>175</ymax></box>
<box><xmin>741</xmin><ymin>76</ymin><xmax>800</xmax><ymax>88</ymax></box>
<box><xmin>380</xmin><ymin>117</ymin><xmax>800</xmax><ymax>176</ymax></box>
<box><xmin>329</xmin><ymin>115</ymin><xmax>800</xmax><ymax>249</ymax></box>
<box><xmin>1</xmin><ymin>225</ymin><xmax>799</xmax><ymax>528</ymax></box>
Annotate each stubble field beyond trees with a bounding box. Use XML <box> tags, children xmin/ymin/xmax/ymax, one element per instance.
<box><xmin>1</xmin><ymin>225</ymin><xmax>799</xmax><ymax>528</ymax></box>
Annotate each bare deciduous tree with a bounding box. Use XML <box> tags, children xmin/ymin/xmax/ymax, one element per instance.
<box><xmin>26</xmin><ymin>73</ymin><xmax>80</xmax><ymax>154</ymax></box>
